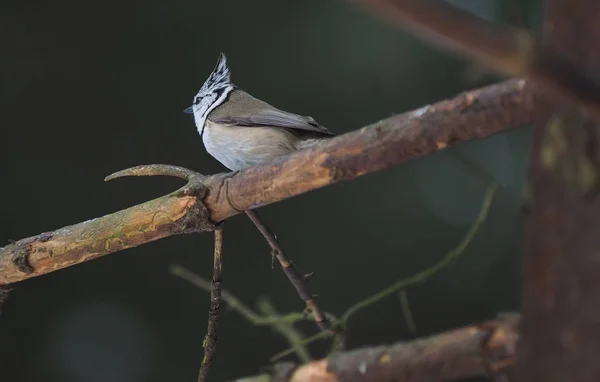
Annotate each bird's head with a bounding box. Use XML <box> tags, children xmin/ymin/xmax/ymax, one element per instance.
<box><xmin>184</xmin><ymin>53</ymin><xmax>235</xmax><ymax>137</ymax></box>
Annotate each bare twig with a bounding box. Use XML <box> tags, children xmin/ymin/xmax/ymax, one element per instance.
<box><xmin>0</xmin><ymin>79</ymin><xmax>538</xmax><ymax>285</ymax></box>
<box><xmin>171</xmin><ymin>264</ymin><xmax>264</xmax><ymax>323</ymax></box>
<box><xmin>256</xmin><ymin>297</ymin><xmax>312</xmax><ymax>363</ymax></box>
<box><xmin>246</xmin><ymin>210</ymin><xmax>332</xmax><ymax>334</ymax></box>
<box><xmin>270</xmin><ymin>331</ymin><xmax>331</xmax><ymax>363</ymax></box>
<box><xmin>398</xmin><ymin>291</ymin><xmax>416</xmax><ymax>335</ymax></box>
<box><xmin>235</xmin><ymin>313</ymin><xmax>519</xmax><ymax>382</ymax></box>
<box><xmin>271</xmin><ymin>183</ymin><xmax>497</xmax><ymax>361</ymax></box>
<box><xmin>197</xmin><ymin>227</ymin><xmax>224</xmax><ymax>382</ymax></box>
<box><xmin>171</xmin><ymin>265</ymin><xmax>334</xmax><ymax>363</ymax></box>
<box><xmin>348</xmin><ymin>0</ymin><xmax>600</xmax><ymax>121</ymax></box>
<box><xmin>340</xmin><ymin>183</ymin><xmax>497</xmax><ymax>326</ymax></box>
<box><xmin>170</xmin><ymin>265</ymin><xmax>339</xmax><ymax>327</ymax></box>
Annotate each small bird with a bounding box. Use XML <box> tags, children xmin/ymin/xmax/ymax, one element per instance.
<box><xmin>184</xmin><ymin>53</ymin><xmax>335</xmax><ymax>171</ymax></box>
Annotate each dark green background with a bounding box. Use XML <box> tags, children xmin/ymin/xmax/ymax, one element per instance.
<box><xmin>0</xmin><ymin>0</ymin><xmax>539</xmax><ymax>381</ymax></box>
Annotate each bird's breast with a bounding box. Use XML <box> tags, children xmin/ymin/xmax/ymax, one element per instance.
<box><xmin>202</xmin><ymin>120</ymin><xmax>299</xmax><ymax>171</ymax></box>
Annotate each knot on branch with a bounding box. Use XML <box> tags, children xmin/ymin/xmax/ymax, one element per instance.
<box><xmin>480</xmin><ymin>313</ymin><xmax>520</xmax><ymax>377</ymax></box>
<box><xmin>105</xmin><ymin>164</ymin><xmax>216</xmax><ymax>234</ymax></box>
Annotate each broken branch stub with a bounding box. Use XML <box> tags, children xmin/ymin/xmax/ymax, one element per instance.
<box><xmin>0</xmin><ymin>165</ymin><xmax>215</xmax><ymax>284</ymax></box>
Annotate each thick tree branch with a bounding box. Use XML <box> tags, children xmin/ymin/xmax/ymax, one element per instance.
<box><xmin>348</xmin><ymin>0</ymin><xmax>600</xmax><ymax>120</ymax></box>
<box><xmin>0</xmin><ymin>79</ymin><xmax>539</xmax><ymax>285</ymax></box>
<box><xmin>349</xmin><ymin>0</ymin><xmax>533</xmax><ymax>76</ymax></box>
<box><xmin>0</xmin><ymin>169</ymin><xmax>214</xmax><ymax>284</ymax></box>
<box><xmin>234</xmin><ymin>313</ymin><xmax>519</xmax><ymax>382</ymax></box>
<box><xmin>518</xmin><ymin>0</ymin><xmax>600</xmax><ymax>381</ymax></box>
<box><xmin>204</xmin><ymin>79</ymin><xmax>536</xmax><ymax>222</ymax></box>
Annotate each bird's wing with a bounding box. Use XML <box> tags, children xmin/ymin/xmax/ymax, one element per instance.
<box><xmin>212</xmin><ymin>108</ymin><xmax>335</xmax><ymax>136</ymax></box>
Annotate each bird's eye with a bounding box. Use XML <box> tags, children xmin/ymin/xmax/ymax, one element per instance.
<box><xmin>194</xmin><ymin>97</ymin><xmax>201</xmax><ymax>105</ymax></box>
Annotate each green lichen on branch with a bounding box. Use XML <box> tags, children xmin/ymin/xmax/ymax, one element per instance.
<box><xmin>0</xmin><ymin>166</ymin><xmax>215</xmax><ymax>285</ymax></box>
<box><xmin>540</xmin><ymin>113</ymin><xmax>600</xmax><ymax>194</ymax></box>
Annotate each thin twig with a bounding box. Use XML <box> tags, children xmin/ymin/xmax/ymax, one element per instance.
<box><xmin>271</xmin><ymin>183</ymin><xmax>498</xmax><ymax>361</ymax></box>
<box><xmin>341</xmin><ymin>183</ymin><xmax>497</xmax><ymax>324</ymax></box>
<box><xmin>171</xmin><ymin>265</ymin><xmax>339</xmax><ymax>327</ymax></box>
<box><xmin>256</xmin><ymin>297</ymin><xmax>312</xmax><ymax>363</ymax></box>
<box><xmin>398</xmin><ymin>290</ymin><xmax>417</xmax><ymax>335</ymax></box>
<box><xmin>245</xmin><ymin>210</ymin><xmax>333</xmax><ymax>334</ymax></box>
<box><xmin>197</xmin><ymin>227</ymin><xmax>224</xmax><ymax>382</ymax></box>
<box><xmin>171</xmin><ymin>264</ymin><xmax>264</xmax><ymax>323</ymax></box>
<box><xmin>271</xmin><ymin>331</ymin><xmax>332</xmax><ymax>363</ymax></box>
<box><xmin>171</xmin><ymin>265</ymin><xmax>339</xmax><ymax>364</ymax></box>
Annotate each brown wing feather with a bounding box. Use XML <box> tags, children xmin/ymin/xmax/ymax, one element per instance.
<box><xmin>212</xmin><ymin>109</ymin><xmax>335</xmax><ymax>136</ymax></box>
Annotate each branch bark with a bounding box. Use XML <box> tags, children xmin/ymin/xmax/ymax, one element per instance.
<box><xmin>348</xmin><ymin>0</ymin><xmax>533</xmax><ymax>76</ymax></box>
<box><xmin>246</xmin><ymin>210</ymin><xmax>332</xmax><ymax>333</ymax></box>
<box><xmin>197</xmin><ymin>227</ymin><xmax>224</xmax><ymax>382</ymax></box>
<box><xmin>0</xmin><ymin>79</ymin><xmax>539</xmax><ymax>285</ymax></box>
<box><xmin>234</xmin><ymin>314</ymin><xmax>519</xmax><ymax>382</ymax></box>
<box><xmin>348</xmin><ymin>0</ymin><xmax>600</xmax><ymax>121</ymax></box>
<box><xmin>518</xmin><ymin>0</ymin><xmax>600</xmax><ymax>381</ymax></box>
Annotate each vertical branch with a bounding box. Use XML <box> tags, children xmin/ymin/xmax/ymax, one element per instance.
<box><xmin>245</xmin><ymin>210</ymin><xmax>333</xmax><ymax>334</ymax></box>
<box><xmin>197</xmin><ymin>227</ymin><xmax>224</xmax><ymax>382</ymax></box>
<box><xmin>171</xmin><ymin>265</ymin><xmax>322</xmax><ymax>364</ymax></box>
<box><xmin>518</xmin><ymin>1</ymin><xmax>600</xmax><ymax>381</ymax></box>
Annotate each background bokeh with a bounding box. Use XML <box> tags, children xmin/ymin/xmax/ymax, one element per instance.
<box><xmin>0</xmin><ymin>0</ymin><xmax>540</xmax><ymax>381</ymax></box>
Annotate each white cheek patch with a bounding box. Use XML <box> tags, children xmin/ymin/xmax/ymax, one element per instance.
<box><xmin>193</xmin><ymin>86</ymin><xmax>233</xmax><ymax>138</ymax></box>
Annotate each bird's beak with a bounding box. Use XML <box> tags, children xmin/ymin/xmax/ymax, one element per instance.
<box><xmin>183</xmin><ymin>106</ymin><xmax>194</xmax><ymax>114</ymax></box>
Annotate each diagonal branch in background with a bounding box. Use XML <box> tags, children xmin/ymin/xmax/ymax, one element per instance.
<box><xmin>246</xmin><ymin>210</ymin><xmax>332</xmax><ymax>333</ymax></box>
<box><xmin>175</xmin><ymin>183</ymin><xmax>497</xmax><ymax>377</ymax></box>
<box><xmin>170</xmin><ymin>264</ymin><xmax>334</xmax><ymax>363</ymax></box>
<box><xmin>256</xmin><ymin>297</ymin><xmax>313</xmax><ymax>364</ymax></box>
<box><xmin>348</xmin><ymin>0</ymin><xmax>600</xmax><ymax>120</ymax></box>
<box><xmin>270</xmin><ymin>183</ymin><xmax>497</xmax><ymax>362</ymax></box>
<box><xmin>95</xmin><ymin>172</ymin><xmax>333</xmax><ymax>335</ymax></box>
<box><xmin>350</xmin><ymin>0</ymin><xmax>533</xmax><ymax>76</ymax></box>
<box><xmin>234</xmin><ymin>313</ymin><xmax>520</xmax><ymax>382</ymax></box>
<box><xmin>0</xmin><ymin>79</ymin><xmax>540</xmax><ymax>285</ymax></box>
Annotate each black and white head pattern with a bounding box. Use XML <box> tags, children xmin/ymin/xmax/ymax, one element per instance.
<box><xmin>191</xmin><ymin>53</ymin><xmax>235</xmax><ymax>137</ymax></box>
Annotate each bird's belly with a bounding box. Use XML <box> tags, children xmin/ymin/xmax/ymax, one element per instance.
<box><xmin>202</xmin><ymin>121</ymin><xmax>298</xmax><ymax>171</ymax></box>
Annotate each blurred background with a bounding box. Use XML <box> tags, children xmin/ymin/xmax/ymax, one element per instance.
<box><xmin>0</xmin><ymin>0</ymin><xmax>541</xmax><ymax>381</ymax></box>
